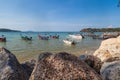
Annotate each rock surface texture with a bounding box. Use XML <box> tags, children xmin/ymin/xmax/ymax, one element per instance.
<box><xmin>94</xmin><ymin>36</ymin><xmax>120</xmax><ymax>61</ymax></box>
<box><xmin>30</xmin><ymin>52</ymin><xmax>102</xmax><ymax>80</ymax></box>
<box><xmin>100</xmin><ymin>60</ymin><xmax>120</xmax><ymax>80</ymax></box>
<box><xmin>79</xmin><ymin>55</ymin><xmax>102</xmax><ymax>74</ymax></box>
<box><xmin>0</xmin><ymin>47</ymin><xmax>29</xmax><ymax>80</ymax></box>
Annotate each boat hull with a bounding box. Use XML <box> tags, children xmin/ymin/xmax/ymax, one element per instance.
<box><xmin>0</xmin><ymin>38</ymin><xmax>6</xmax><ymax>42</ymax></box>
<box><xmin>69</xmin><ymin>35</ymin><xmax>82</xmax><ymax>39</ymax></box>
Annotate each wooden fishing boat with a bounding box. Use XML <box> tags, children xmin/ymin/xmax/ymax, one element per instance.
<box><xmin>50</xmin><ymin>35</ymin><xmax>59</xmax><ymax>39</ymax></box>
<box><xmin>21</xmin><ymin>36</ymin><xmax>32</xmax><ymax>41</ymax></box>
<box><xmin>0</xmin><ymin>37</ymin><xmax>6</xmax><ymax>42</ymax></box>
<box><xmin>38</xmin><ymin>35</ymin><xmax>49</xmax><ymax>40</ymax></box>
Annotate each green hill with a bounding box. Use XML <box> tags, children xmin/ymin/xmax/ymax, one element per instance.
<box><xmin>0</xmin><ymin>28</ymin><xmax>21</xmax><ymax>32</ymax></box>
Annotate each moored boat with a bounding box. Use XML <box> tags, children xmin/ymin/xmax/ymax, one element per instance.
<box><xmin>50</xmin><ymin>35</ymin><xmax>59</xmax><ymax>39</ymax></box>
<box><xmin>92</xmin><ymin>32</ymin><xmax>119</xmax><ymax>40</ymax></box>
<box><xmin>38</xmin><ymin>35</ymin><xmax>49</xmax><ymax>40</ymax></box>
<box><xmin>0</xmin><ymin>35</ymin><xmax>6</xmax><ymax>42</ymax></box>
<box><xmin>0</xmin><ymin>37</ymin><xmax>6</xmax><ymax>42</ymax></box>
<box><xmin>63</xmin><ymin>39</ymin><xmax>76</xmax><ymax>45</ymax></box>
<box><xmin>69</xmin><ymin>34</ymin><xmax>83</xmax><ymax>39</ymax></box>
<box><xmin>21</xmin><ymin>36</ymin><xmax>32</xmax><ymax>41</ymax></box>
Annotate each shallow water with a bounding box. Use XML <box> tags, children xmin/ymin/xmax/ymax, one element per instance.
<box><xmin>0</xmin><ymin>32</ymin><xmax>102</xmax><ymax>62</ymax></box>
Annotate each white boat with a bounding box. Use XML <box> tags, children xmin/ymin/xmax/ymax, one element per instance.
<box><xmin>63</xmin><ymin>39</ymin><xmax>76</xmax><ymax>45</ymax></box>
<box><xmin>69</xmin><ymin>34</ymin><xmax>83</xmax><ymax>39</ymax></box>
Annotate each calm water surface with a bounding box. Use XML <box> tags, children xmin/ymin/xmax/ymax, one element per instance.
<box><xmin>0</xmin><ymin>32</ymin><xmax>102</xmax><ymax>62</ymax></box>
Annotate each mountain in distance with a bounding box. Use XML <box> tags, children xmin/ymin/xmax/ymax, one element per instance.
<box><xmin>0</xmin><ymin>28</ymin><xmax>21</xmax><ymax>32</ymax></box>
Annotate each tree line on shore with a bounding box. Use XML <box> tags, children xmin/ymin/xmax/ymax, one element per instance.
<box><xmin>80</xmin><ymin>28</ymin><xmax>120</xmax><ymax>32</ymax></box>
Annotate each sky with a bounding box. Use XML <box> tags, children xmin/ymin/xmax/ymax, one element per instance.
<box><xmin>0</xmin><ymin>0</ymin><xmax>120</xmax><ymax>31</ymax></box>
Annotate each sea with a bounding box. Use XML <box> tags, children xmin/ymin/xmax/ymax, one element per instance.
<box><xmin>0</xmin><ymin>32</ymin><xmax>102</xmax><ymax>62</ymax></box>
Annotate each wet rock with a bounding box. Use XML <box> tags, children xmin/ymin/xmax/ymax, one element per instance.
<box><xmin>79</xmin><ymin>55</ymin><xmax>102</xmax><ymax>73</ymax></box>
<box><xmin>100</xmin><ymin>60</ymin><xmax>120</xmax><ymax>80</ymax></box>
<box><xmin>94</xmin><ymin>36</ymin><xmax>120</xmax><ymax>62</ymax></box>
<box><xmin>30</xmin><ymin>52</ymin><xmax>102</xmax><ymax>80</ymax></box>
<box><xmin>21</xmin><ymin>59</ymin><xmax>36</xmax><ymax>77</ymax></box>
<box><xmin>0</xmin><ymin>47</ymin><xmax>29</xmax><ymax>80</ymax></box>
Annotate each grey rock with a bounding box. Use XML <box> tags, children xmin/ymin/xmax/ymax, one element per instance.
<box><xmin>0</xmin><ymin>47</ymin><xmax>29</xmax><ymax>80</ymax></box>
<box><xmin>100</xmin><ymin>60</ymin><xmax>120</xmax><ymax>80</ymax></box>
<box><xmin>79</xmin><ymin>55</ymin><xmax>102</xmax><ymax>74</ymax></box>
<box><xmin>21</xmin><ymin>59</ymin><xmax>36</xmax><ymax>77</ymax></box>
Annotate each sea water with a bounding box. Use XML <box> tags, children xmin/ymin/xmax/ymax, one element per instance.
<box><xmin>0</xmin><ymin>32</ymin><xmax>102</xmax><ymax>62</ymax></box>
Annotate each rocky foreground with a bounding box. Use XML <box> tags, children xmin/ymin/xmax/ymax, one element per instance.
<box><xmin>0</xmin><ymin>36</ymin><xmax>120</xmax><ymax>80</ymax></box>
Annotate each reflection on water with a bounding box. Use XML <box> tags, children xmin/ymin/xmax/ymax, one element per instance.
<box><xmin>0</xmin><ymin>32</ymin><xmax>102</xmax><ymax>62</ymax></box>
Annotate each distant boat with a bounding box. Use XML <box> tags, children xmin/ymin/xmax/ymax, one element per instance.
<box><xmin>69</xmin><ymin>34</ymin><xmax>83</xmax><ymax>39</ymax></box>
<box><xmin>0</xmin><ymin>35</ymin><xmax>6</xmax><ymax>42</ymax></box>
<box><xmin>63</xmin><ymin>39</ymin><xmax>76</xmax><ymax>45</ymax></box>
<box><xmin>38</xmin><ymin>35</ymin><xmax>49</xmax><ymax>40</ymax></box>
<box><xmin>50</xmin><ymin>35</ymin><xmax>59</xmax><ymax>39</ymax></box>
<box><xmin>92</xmin><ymin>32</ymin><xmax>119</xmax><ymax>40</ymax></box>
<box><xmin>21</xmin><ymin>36</ymin><xmax>32</xmax><ymax>41</ymax></box>
<box><xmin>0</xmin><ymin>37</ymin><xmax>6</xmax><ymax>42</ymax></box>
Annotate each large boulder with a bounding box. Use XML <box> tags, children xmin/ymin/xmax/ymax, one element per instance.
<box><xmin>0</xmin><ymin>47</ymin><xmax>29</xmax><ymax>80</ymax></box>
<box><xmin>30</xmin><ymin>52</ymin><xmax>102</xmax><ymax>80</ymax></box>
<box><xmin>79</xmin><ymin>55</ymin><xmax>102</xmax><ymax>74</ymax></box>
<box><xmin>100</xmin><ymin>60</ymin><xmax>120</xmax><ymax>80</ymax></box>
<box><xmin>94</xmin><ymin>36</ymin><xmax>120</xmax><ymax>62</ymax></box>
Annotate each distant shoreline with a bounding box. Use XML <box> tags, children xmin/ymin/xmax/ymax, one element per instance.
<box><xmin>80</xmin><ymin>28</ymin><xmax>120</xmax><ymax>32</ymax></box>
<box><xmin>0</xmin><ymin>28</ymin><xmax>21</xmax><ymax>32</ymax></box>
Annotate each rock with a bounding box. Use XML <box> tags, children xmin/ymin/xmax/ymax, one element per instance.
<box><xmin>79</xmin><ymin>55</ymin><xmax>102</xmax><ymax>74</ymax></box>
<box><xmin>21</xmin><ymin>59</ymin><xmax>36</xmax><ymax>77</ymax></box>
<box><xmin>0</xmin><ymin>47</ymin><xmax>29</xmax><ymax>80</ymax></box>
<box><xmin>100</xmin><ymin>60</ymin><xmax>120</xmax><ymax>80</ymax></box>
<box><xmin>104</xmin><ymin>57</ymin><xmax>120</xmax><ymax>62</ymax></box>
<box><xmin>30</xmin><ymin>52</ymin><xmax>102</xmax><ymax>80</ymax></box>
<box><xmin>94</xmin><ymin>36</ymin><xmax>120</xmax><ymax>62</ymax></box>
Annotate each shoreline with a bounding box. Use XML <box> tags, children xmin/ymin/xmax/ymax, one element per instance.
<box><xmin>0</xmin><ymin>35</ymin><xmax>120</xmax><ymax>79</ymax></box>
<box><xmin>13</xmin><ymin>49</ymin><xmax>97</xmax><ymax>63</ymax></box>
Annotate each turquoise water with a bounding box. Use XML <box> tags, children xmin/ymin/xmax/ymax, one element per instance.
<box><xmin>0</xmin><ymin>32</ymin><xmax>102</xmax><ymax>62</ymax></box>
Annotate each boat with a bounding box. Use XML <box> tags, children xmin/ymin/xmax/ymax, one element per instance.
<box><xmin>38</xmin><ymin>35</ymin><xmax>49</xmax><ymax>40</ymax></box>
<box><xmin>50</xmin><ymin>35</ymin><xmax>59</xmax><ymax>39</ymax></box>
<box><xmin>92</xmin><ymin>32</ymin><xmax>119</xmax><ymax>40</ymax></box>
<box><xmin>0</xmin><ymin>37</ymin><xmax>6</xmax><ymax>42</ymax></box>
<box><xmin>21</xmin><ymin>36</ymin><xmax>32</xmax><ymax>41</ymax></box>
<box><xmin>63</xmin><ymin>39</ymin><xmax>76</xmax><ymax>45</ymax></box>
<box><xmin>0</xmin><ymin>35</ymin><xmax>6</xmax><ymax>42</ymax></box>
<box><xmin>69</xmin><ymin>34</ymin><xmax>83</xmax><ymax>39</ymax></box>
